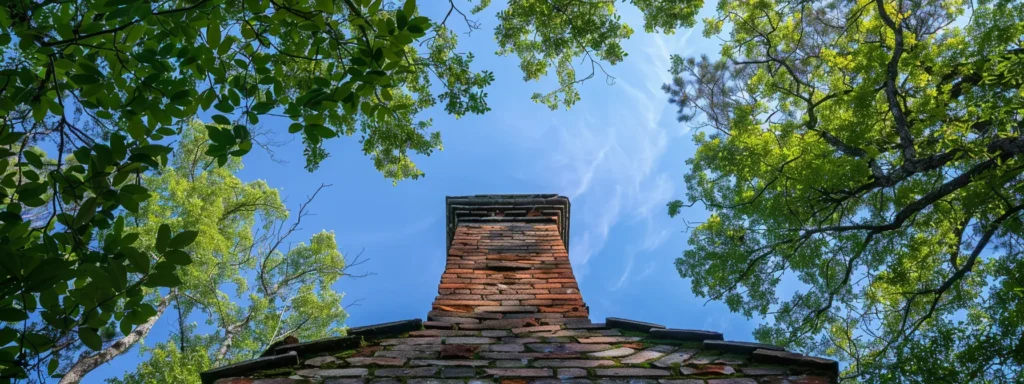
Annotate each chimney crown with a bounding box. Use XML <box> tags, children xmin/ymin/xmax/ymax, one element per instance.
<box><xmin>446</xmin><ymin>194</ymin><xmax>570</xmax><ymax>252</ymax></box>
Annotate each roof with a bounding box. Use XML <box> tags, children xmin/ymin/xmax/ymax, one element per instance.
<box><xmin>201</xmin><ymin>194</ymin><xmax>838</xmax><ymax>384</ymax></box>
<box><xmin>200</xmin><ymin>317</ymin><xmax>838</xmax><ymax>384</ymax></box>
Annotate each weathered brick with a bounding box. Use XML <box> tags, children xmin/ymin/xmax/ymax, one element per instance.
<box><xmin>429</xmin><ymin>310</ymin><xmax>502</xmax><ymax>320</ymax></box>
<box><xmin>345</xmin><ymin>357</ymin><xmax>407</xmax><ymax>366</ymax></box>
<box><xmin>462</xmin><ymin>319</ymin><xmax>539</xmax><ymax>330</ymax></box>
<box><xmin>445</xmin><ymin>337</ymin><xmax>497</xmax><ymax>344</ymax></box>
<box><xmin>324</xmin><ymin>379</ymin><xmax>367</xmax><ymax>384</ymax></box>
<box><xmin>706</xmin><ymin>379</ymin><xmax>757</xmax><ymax>384</ymax></box>
<box><xmin>495</xmin><ymin>360</ymin><xmax>528</xmax><ymax>367</ymax></box>
<box><xmin>410</xmin><ymin>359</ymin><xmax>491</xmax><ymax>367</ymax></box>
<box><xmin>532</xmin><ymin>359</ymin><xmax>616</xmax><ymax>368</ymax></box>
<box><xmin>714</xmin><ymin>355</ymin><xmax>747</xmax><ymax>365</ymax></box>
<box><xmin>353</xmin><ymin>346</ymin><xmax>383</xmax><ymax>357</ymax></box>
<box><xmin>652</xmin><ymin>350</ymin><xmax>697</xmax><ymax>368</ymax></box>
<box><xmin>757</xmin><ymin>376</ymin><xmax>831</xmax><ymax>384</ymax></box>
<box><xmin>501</xmin><ymin>337</ymin><xmax>542</xmax><ymax>344</ymax></box>
<box><xmin>376</xmin><ymin>350</ymin><xmax>439</xmax><ymax>359</ymax></box>
<box><xmin>545</xmin><ymin>330</ymin><xmax>593</xmax><ymax>337</ymax></box>
<box><xmin>488</xmin><ymin>344</ymin><xmax>526</xmax><ymax>352</ymax></box>
<box><xmin>436</xmin><ymin>300</ymin><xmax>502</xmax><ymax>306</ymax></box>
<box><xmin>620</xmin><ymin>349</ymin><xmax>669</xmax><ymax>364</ymax></box>
<box><xmin>413</xmin><ymin>330</ymin><xmax>482</xmax><ymax>337</ymax></box>
<box><xmin>407</xmin><ymin>380</ymin><xmax>469</xmax><ymax>384</ymax></box>
<box><xmin>594</xmin><ymin>368</ymin><xmax>670</xmax><ymax>377</ymax></box>
<box><xmin>588</xmin><ymin>347</ymin><xmax>636</xmax><ymax>358</ymax></box>
<box><xmin>483</xmin><ymin>368</ymin><xmax>553</xmax><ymax>378</ymax></box>
<box><xmin>680</xmin><ymin>365</ymin><xmax>736</xmax><ymax>375</ymax></box>
<box><xmin>440</xmin><ymin>344</ymin><xmax>480</xmax><ymax>358</ymax></box>
<box><xmin>295</xmin><ymin>368</ymin><xmax>369</xmax><ymax>377</ymax></box>
<box><xmin>511</xmin><ymin>325</ymin><xmax>560</xmax><ymax>334</ymax></box>
<box><xmin>526</xmin><ymin>343</ymin><xmax>613</xmax><ymax>353</ymax></box>
<box><xmin>432</xmin><ymin>317</ymin><xmax>482</xmax><ymax>324</ymax></box>
<box><xmin>482</xmin><ymin>330</ymin><xmax>511</xmax><ymax>337</ymax></box>
<box><xmin>391</xmin><ymin>344</ymin><xmax>444</xmax><ymax>351</ymax></box>
<box><xmin>487</xmin><ymin>295</ymin><xmax>535</xmax><ymax>300</ymax></box>
<box><xmin>555</xmin><ymin>368</ymin><xmax>588</xmax><ymax>379</ymax></box>
<box><xmin>740</xmin><ymin>366</ymin><xmax>790</xmax><ymax>375</ymax></box>
<box><xmin>374</xmin><ymin>367</ymin><xmax>440</xmax><ymax>377</ymax></box>
<box><xmin>656</xmin><ymin>380</ymin><xmax>703</xmax><ymax>384</ymax></box>
<box><xmin>424</xmin><ymin>321</ymin><xmax>455</xmax><ymax>329</ymax></box>
<box><xmin>534</xmin><ymin>294</ymin><xmax>579</xmax><ymax>300</ymax></box>
<box><xmin>381</xmin><ymin>337</ymin><xmax>442</xmax><ymax>346</ymax></box>
<box><xmin>575</xmin><ymin>337</ymin><xmax>641</xmax><ymax>344</ymax></box>
<box><xmin>440</xmin><ymin>367</ymin><xmax>480</xmax><ymax>378</ymax></box>
<box><xmin>304</xmin><ymin>356</ymin><xmax>340</xmax><ymax>367</ymax></box>
<box><xmin>475</xmin><ymin>306</ymin><xmax>539</xmax><ymax>313</ymax></box>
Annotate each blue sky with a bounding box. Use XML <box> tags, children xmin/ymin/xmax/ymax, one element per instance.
<box><xmin>88</xmin><ymin>2</ymin><xmax>770</xmax><ymax>382</ymax></box>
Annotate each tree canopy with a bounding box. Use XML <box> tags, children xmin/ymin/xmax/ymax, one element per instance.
<box><xmin>1</xmin><ymin>0</ymin><xmax>699</xmax><ymax>381</ymax></box>
<box><xmin>97</xmin><ymin>123</ymin><xmax>355</xmax><ymax>384</ymax></box>
<box><xmin>665</xmin><ymin>0</ymin><xmax>1024</xmax><ymax>381</ymax></box>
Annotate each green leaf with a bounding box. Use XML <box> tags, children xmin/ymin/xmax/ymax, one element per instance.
<box><xmin>143</xmin><ymin>270</ymin><xmax>182</xmax><ymax>288</ymax></box>
<box><xmin>0</xmin><ymin>131</ymin><xmax>25</xmax><ymax>146</ymax></box>
<box><xmin>155</xmin><ymin>224</ymin><xmax>171</xmax><ymax>253</ymax></box>
<box><xmin>163</xmin><ymin>249</ymin><xmax>192</xmax><ymax>266</ymax></box>
<box><xmin>22</xmin><ymin>150</ymin><xmax>43</xmax><ymax>168</ymax></box>
<box><xmin>315</xmin><ymin>0</ymin><xmax>334</xmax><ymax>12</ymax></box>
<box><xmin>207</xmin><ymin>22</ymin><xmax>221</xmax><ymax>46</ymax></box>
<box><xmin>73</xmin><ymin>197</ymin><xmax>98</xmax><ymax>228</ymax></box>
<box><xmin>0</xmin><ymin>307</ymin><xmax>28</xmax><ymax>322</ymax></box>
<box><xmin>123</xmin><ymin>248</ymin><xmax>150</xmax><ymax>273</ymax></box>
<box><xmin>79</xmin><ymin>327</ymin><xmax>101</xmax><ymax>351</ymax></box>
<box><xmin>70</xmin><ymin>74</ymin><xmax>100</xmax><ymax>85</ymax></box>
<box><xmin>169</xmin><ymin>230</ymin><xmax>199</xmax><ymax>249</ymax></box>
<box><xmin>212</xmin><ymin>114</ymin><xmax>232</xmax><ymax>126</ymax></box>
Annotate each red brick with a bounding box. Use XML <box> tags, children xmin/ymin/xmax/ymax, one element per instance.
<box><xmin>535</xmin><ymin>294</ymin><xmax>579</xmax><ymax>300</ymax></box>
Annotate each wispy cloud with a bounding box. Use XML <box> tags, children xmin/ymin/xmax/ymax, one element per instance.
<box><xmin>548</xmin><ymin>31</ymin><xmax>694</xmax><ymax>275</ymax></box>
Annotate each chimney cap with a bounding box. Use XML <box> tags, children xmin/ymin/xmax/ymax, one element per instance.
<box><xmin>445</xmin><ymin>194</ymin><xmax>571</xmax><ymax>251</ymax></box>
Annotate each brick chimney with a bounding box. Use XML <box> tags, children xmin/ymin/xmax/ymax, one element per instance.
<box><xmin>433</xmin><ymin>194</ymin><xmax>588</xmax><ymax>322</ymax></box>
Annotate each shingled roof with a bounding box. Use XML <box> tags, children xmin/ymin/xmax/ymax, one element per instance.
<box><xmin>201</xmin><ymin>194</ymin><xmax>839</xmax><ymax>384</ymax></box>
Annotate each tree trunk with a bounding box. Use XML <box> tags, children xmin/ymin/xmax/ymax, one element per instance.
<box><xmin>213</xmin><ymin>324</ymin><xmax>240</xmax><ymax>365</ymax></box>
<box><xmin>58</xmin><ymin>295</ymin><xmax>173</xmax><ymax>384</ymax></box>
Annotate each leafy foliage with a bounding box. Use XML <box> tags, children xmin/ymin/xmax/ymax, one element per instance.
<box><xmin>48</xmin><ymin>122</ymin><xmax>354</xmax><ymax>383</ymax></box>
<box><xmin>0</xmin><ymin>0</ymin><xmax>708</xmax><ymax>380</ymax></box>
<box><xmin>664</xmin><ymin>0</ymin><xmax>1024</xmax><ymax>381</ymax></box>
<box><xmin>460</xmin><ymin>0</ymin><xmax>702</xmax><ymax>110</ymax></box>
<box><xmin>0</xmin><ymin>0</ymin><xmax>484</xmax><ymax>379</ymax></box>
<box><xmin>101</xmin><ymin>123</ymin><xmax>354</xmax><ymax>382</ymax></box>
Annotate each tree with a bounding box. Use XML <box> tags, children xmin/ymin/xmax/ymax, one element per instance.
<box><xmin>0</xmin><ymin>0</ymin><xmax>479</xmax><ymax>378</ymax></box>
<box><xmin>664</xmin><ymin>0</ymin><xmax>1024</xmax><ymax>381</ymax></box>
<box><xmin>58</xmin><ymin>122</ymin><xmax>358</xmax><ymax>383</ymax></box>
<box><xmin>1</xmin><ymin>0</ymin><xmax>697</xmax><ymax>379</ymax></box>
